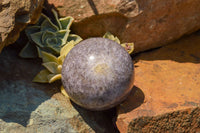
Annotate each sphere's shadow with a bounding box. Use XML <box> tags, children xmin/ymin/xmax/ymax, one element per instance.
<box><xmin>71</xmin><ymin>100</ymin><xmax>120</xmax><ymax>133</ymax></box>
<box><xmin>70</xmin><ymin>85</ymin><xmax>145</xmax><ymax>133</ymax></box>
<box><xmin>119</xmin><ymin>86</ymin><xmax>145</xmax><ymax>114</ymax></box>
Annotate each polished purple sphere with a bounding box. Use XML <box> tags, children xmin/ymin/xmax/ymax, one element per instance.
<box><xmin>61</xmin><ymin>38</ymin><xmax>134</xmax><ymax>110</ymax></box>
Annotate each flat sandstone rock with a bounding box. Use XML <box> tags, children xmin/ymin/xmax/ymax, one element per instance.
<box><xmin>116</xmin><ymin>33</ymin><xmax>200</xmax><ymax>132</ymax></box>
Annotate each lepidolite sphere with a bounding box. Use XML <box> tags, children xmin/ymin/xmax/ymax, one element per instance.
<box><xmin>61</xmin><ymin>38</ymin><xmax>134</xmax><ymax>110</ymax></box>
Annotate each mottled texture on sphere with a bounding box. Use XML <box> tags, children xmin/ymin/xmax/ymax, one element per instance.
<box><xmin>61</xmin><ymin>38</ymin><xmax>134</xmax><ymax>110</ymax></box>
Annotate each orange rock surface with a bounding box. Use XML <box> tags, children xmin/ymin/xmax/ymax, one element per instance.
<box><xmin>116</xmin><ymin>33</ymin><xmax>200</xmax><ymax>132</ymax></box>
<box><xmin>47</xmin><ymin>0</ymin><xmax>200</xmax><ymax>53</ymax></box>
<box><xmin>0</xmin><ymin>0</ymin><xmax>44</xmax><ymax>52</ymax></box>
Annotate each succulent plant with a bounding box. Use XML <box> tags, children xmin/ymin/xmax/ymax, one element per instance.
<box><xmin>19</xmin><ymin>9</ymin><xmax>77</xmax><ymax>58</ymax></box>
<box><xmin>32</xmin><ymin>31</ymin><xmax>134</xmax><ymax>100</ymax></box>
<box><xmin>33</xmin><ymin>38</ymin><xmax>82</xmax><ymax>83</ymax></box>
<box><xmin>33</xmin><ymin>32</ymin><xmax>134</xmax><ymax>83</ymax></box>
<box><xmin>103</xmin><ymin>32</ymin><xmax>134</xmax><ymax>54</ymax></box>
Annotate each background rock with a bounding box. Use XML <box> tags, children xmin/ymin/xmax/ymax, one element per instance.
<box><xmin>116</xmin><ymin>33</ymin><xmax>200</xmax><ymax>132</ymax></box>
<box><xmin>48</xmin><ymin>0</ymin><xmax>200</xmax><ymax>53</ymax></box>
<box><xmin>47</xmin><ymin>0</ymin><xmax>121</xmax><ymax>21</ymax></box>
<box><xmin>0</xmin><ymin>0</ymin><xmax>44</xmax><ymax>52</ymax></box>
<box><xmin>0</xmin><ymin>44</ymin><xmax>118</xmax><ymax>133</ymax></box>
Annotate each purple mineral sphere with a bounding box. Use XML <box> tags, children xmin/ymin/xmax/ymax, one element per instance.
<box><xmin>61</xmin><ymin>38</ymin><xmax>134</xmax><ymax>110</ymax></box>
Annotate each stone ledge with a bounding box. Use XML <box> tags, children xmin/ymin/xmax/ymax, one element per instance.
<box><xmin>116</xmin><ymin>33</ymin><xmax>200</xmax><ymax>132</ymax></box>
<box><xmin>128</xmin><ymin>107</ymin><xmax>200</xmax><ymax>133</ymax></box>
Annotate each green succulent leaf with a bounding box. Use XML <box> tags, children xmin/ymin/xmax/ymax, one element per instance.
<box><xmin>60</xmin><ymin>41</ymin><xmax>76</xmax><ymax>56</ymax></box>
<box><xmin>46</xmin><ymin>38</ymin><xmax>59</xmax><ymax>46</ymax></box>
<box><xmin>67</xmin><ymin>34</ymin><xmax>83</xmax><ymax>43</ymax></box>
<box><xmin>58</xmin><ymin>41</ymin><xmax>76</xmax><ymax>64</ymax></box>
<box><xmin>25</xmin><ymin>26</ymin><xmax>40</xmax><ymax>40</ymax></box>
<box><xmin>103</xmin><ymin>32</ymin><xmax>120</xmax><ymax>44</ymax></box>
<box><xmin>19</xmin><ymin>42</ymin><xmax>38</xmax><ymax>58</ymax></box>
<box><xmin>46</xmin><ymin>38</ymin><xmax>62</xmax><ymax>55</ymax></box>
<box><xmin>41</xmin><ymin>14</ymin><xmax>59</xmax><ymax>32</ymax></box>
<box><xmin>52</xmin><ymin>9</ymin><xmax>62</xmax><ymax>30</ymax></box>
<box><xmin>47</xmin><ymin>74</ymin><xmax>62</xmax><ymax>83</ymax></box>
<box><xmin>41</xmin><ymin>51</ymin><xmax>58</xmax><ymax>63</ymax></box>
<box><xmin>56</xmin><ymin>30</ymin><xmax>68</xmax><ymax>38</ymax></box>
<box><xmin>41</xmin><ymin>31</ymin><xmax>56</xmax><ymax>45</ymax></box>
<box><xmin>103</xmin><ymin>32</ymin><xmax>134</xmax><ymax>54</ymax></box>
<box><xmin>33</xmin><ymin>69</ymin><xmax>51</xmax><ymax>83</ymax></box>
<box><xmin>42</xmin><ymin>62</ymin><xmax>59</xmax><ymax>74</ymax></box>
<box><xmin>59</xmin><ymin>17</ymin><xmax>74</xmax><ymax>30</ymax></box>
<box><xmin>31</xmin><ymin>32</ymin><xmax>44</xmax><ymax>48</ymax></box>
<box><xmin>57</xmin><ymin>30</ymin><xmax>70</xmax><ymax>46</ymax></box>
<box><xmin>121</xmin><ymin>43</ymin><xmax>134</xmax><ymax>54</ymax></box>
<box><xmin>57</xmin><ymin>65</ymin><xmax>62</xmax><ymax>73</ymax></box>
<box><xmin>36</xmin><ymin>46</ymin><xmax>42</xmax><ymax>58</ymax></box>
<box><xmin>60</xmin><ymin>86</ymin><xmax>69</xmax><ymax>97</ymax></box>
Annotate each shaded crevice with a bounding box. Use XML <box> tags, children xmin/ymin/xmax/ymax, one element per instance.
<box><xmin>71</xmin><ymin>12</ymin><xmax>129</xmax><ymax>41</ymax></box>
<box><xmin>71</xmin><ymin>101</ymin><xmax>120</xmax><ymax>133</ymax></box>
